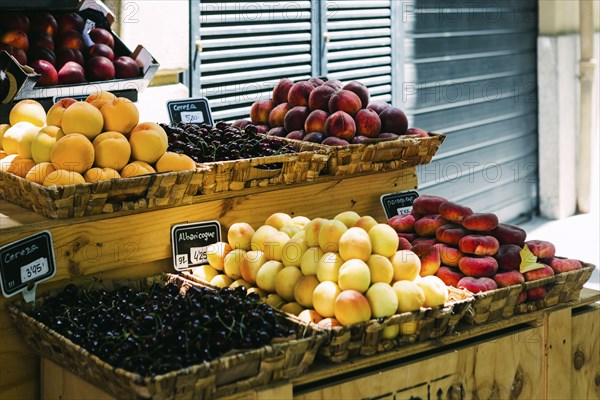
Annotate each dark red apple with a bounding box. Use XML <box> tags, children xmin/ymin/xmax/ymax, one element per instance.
<box><xmin>29</xmin><ymin>46</ymin><xmax>57</xmax><ymax>66</ymax></box>
<box><xmin>0</xmin><ymin>31</ymin><xmax>29</xmax><ymax>52</ymax></box>
<box><xmin>86</xmin><ymin>56</ymin><xmax>115</xmax><ymax>81</ymax></box>
<box><xmin>113</xmin><ymin>56</ymin><xmax>141</xmax><ymax>79</ymax></box>
<box><xmin>57</xmin><ymin>30</ymin><xmax>84</xmax><ymax>51</ymax></box>
<box><xmin>56</xmin><ymin>48</ymin><xmax>83</xmax><ymax>68</ymax></box>
<box><xmin>58</xmin><ymin>13</ymin><xmax>84</xmax><ymax>34</ymax></box>
<box><xmin>31</xmin><ymin>59</ymin><xmax>58</xmax><ymax>86</ymax></box>
<box><xmin>2</xmin><ymin>45</ymin><xmax>28</xmax><ymax>65</ymax></box>
<box><xmin>30</xmin><ymin>32</ymin><xmax>54</xmax><ymax>51</ymax></box>
<box><xmin>89</xmin><ymin>28</ymin><xmax>115</xmax><ymax>49</ymax></box>
<box><xmin>29</xmin><ymin>13</ymin><xmax>58</xmax><ymax>37</ymax></box>
<box><xmin>58</xmin><ymin>61</ymin><xmax>85</xmax><ymax>84</ymax></box>
<box><xmin>88</xmin><ymin>43</ymin><xmax>114</xmax><ymax>61</ymax></box>
<box><xmin>0</xmin><ymin>13</ymin><xmax>30</xmax><ymax>33</ymax></box>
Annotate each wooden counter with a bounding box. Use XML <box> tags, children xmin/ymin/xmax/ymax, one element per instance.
<box><xmin>1</xmin><ymin>167</ymin><xmax>598</xmax><ymax>399</ymax></box>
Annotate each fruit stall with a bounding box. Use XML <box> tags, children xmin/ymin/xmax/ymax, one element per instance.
<box><xmin>1</xmin><ymin>3</ymin><xmax>599</xmax><ymax>400</ymax></box>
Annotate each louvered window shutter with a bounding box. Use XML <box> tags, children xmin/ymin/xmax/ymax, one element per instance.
<box><xmin>196</xmin><ymin>1</ymin><xmax>315</xmax><ymax>122</ymax></box>
<box><xmin>324</xmin><ymin>0</ymin><xmax>393</xmax><ymax>103</ymax></box>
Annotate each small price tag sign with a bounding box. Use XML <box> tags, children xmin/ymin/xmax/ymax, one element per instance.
<box><xmin>171</xmin><ymin>221</ymin><xmax>221</xmax><ymax>271</ymax></box>
<box><xmin>0</xmin><ymin>231</ymin><xmax>56</xmax><ymax>303</ymax></box>
<box><xmin>167</xmin><ymin>98</ymin><xmax>213</xmax><ymax>126</ymax></box>
<box><xmin>380</xmin><ymin>190</ymin><xmax>420</xmax><ymax>219</ymax></box>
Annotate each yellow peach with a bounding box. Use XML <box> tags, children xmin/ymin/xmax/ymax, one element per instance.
<box><xmin>61</xmin><ymin>102</ymin><xmax>104</xmax><ymax>140</ymax></box>
<box><xmin>84</xmin><ymin>167</ymin><xmax>120</xmax><ymax>183</ymax></box>
<box><xmin>51</xmin><ymin>133</ymin><xmax>94</xmax><ymax>174</ymax></box>
<box><xmin>31</xmin><ymin>126</ymin><xmax>63</xmax><ymax>163</ymax></box>
<box><xmin>9</xmin><ymin>99</ymin><xmax>46</xmax><ymax>127</ymax></box>
<box><xmin>281</xmin><ymin>302</ymin><xmax>304</xmax><ymax>316</ymax></box>
<box><xmin>0</xmin><ymin>124</ymin><xmax>9</xmax><ymax>150</ymax></box>
<box><xmin>25</xmin><ymin>162</ymin><xmax>56</xmax><ymax>185</ymax></box>
<box><xmin>100</xmin><ymin>98</ymin><xmax>139</xmax><ymax>135</ymax></box>
<box><xmin>155</xmin><ymin>152</ymin><xmax>196</xmax><ymax>172</ymax></box>
<box><xmin>5</xmin><ymin>155</ymin><xmax>35</xmax><ymax>178</ymax></box>
<box><xmin>16</xmin><ymin>124</ymin><xmax>41</xmax><ymax>159</ymax></box>
<box><xmin>128</xmin><ymin>122</ymin><xmax>168</xmax><ymax>163</ymax></box>
<box><xmin>334</xmin><ymin>290</ymin><xmax>372</xmax><ymax>326</ymax></box>
<box><xmin>85</xmin><ymin>91</ymin><xmax>117</xmax><ymax>110</ymax></box>
<box><xmin>43</xmin><ymin>170</ymin><xmax>85</xmax><ymax>186</ymax></box>
<box><xmin>92</xmin><ymin>131</ymin><xmax>131</xmax><ymax>170</ymax></box>
<box><xmin>2</xmin><ymin>122</ymin><xmax>36</xmax><ymax>154</ymax></box>
<box><xmin>120</xmin><ymin>161</ymin><xmax>156</xmax><ymax>178</ymax></box>
<box><xmin>209</xmin><ymin>274</ymin><xmax>233</xmax><ymax>288</ymax></box>
<box><xmin>46</xmin><ymin>98</ymin><xmax>77</xmax><ymax>127</ymax></box>
<box><xmin>293</xmin><ymin>274</ymin><xmax>320</xmax><ymax>308</ymax></box>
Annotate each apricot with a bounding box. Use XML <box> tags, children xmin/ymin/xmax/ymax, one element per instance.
<box><xmin>458</xmin><ymin>235</ymin><xmax>500</xmax><ymax>256</ymax></box>
<box><xmin>435</xmin><ymin>266</ymin><xmax>465</xmax><ymax>287</ymax></box>
<box><xmin>525</xmin><ymin>240</ymin><xmax>556</xmax><ymax>260</ymax></box>
<box><xmin>388</xmin><ymin>214</ymin><xmax>416</xmax><ymax>233</ymax></box>
<box><xmin>352</xmin><ymin>216</ymin><xmax>378</xmax><ymax>232</ymax></box>
<box><xmin>412</xmin><ymin>195</ymin><xmax>448</xmax><ymax>215</ymax></box>
<box><xmin>229</xmin><ymin>222</ymin><xmax>255</xmax><ymax>251</ymax></box>
<box><xmin>327</xmin><ymin>90</ymin><xmax>360</xmax><ymax>117</ymax></box>
<box><xmin>46</xmin><ymin>98</ymin><xmax>76</xmax><ymax>127</ymax></box>
<box><xmin>390</xmin><ymin>250</ymin><xmax>421</xmax><ymax>281</ymax></box>
<box><xmin>84</xmin><ymin>167</ymin><xmax>120</xmax><ymax>183</ymax></box>
<box><xmin>4</xmin><ymin>155</ymin><xmax>35</xmax><ymax>178</ymax></box>
<box><xmin>366</xmin><ymin>282</ymin><xmax>398</xmax><ymax>318</ymax></box>
<box><xmin>239</xmin><ymin>250</ymin><xmax>265</xmax><ymax>282</ymax></box>
<box><xmin>523</xmin><ymin>264</ymin><xmax>554</xmax><ymax>281</ymax></box>
<box><xmin>324</xmin><ymin>110</ymin><xmax>358</xmax><ymax>141</ymax></box>
<box><xmin>436</xmin><ymin>224</ymin><xmax>470</xmax><ymax>245</ymax></box>
<box><xmin>313</xmin><ymin>281</ymin><xmax>341</xmax><ymax>318</ymax></box>
<box><xmin>493</xmin><ymin>270</ymin><xmax>524</xmax><ymax>288</ymax></box>
<box><xmin>210</xmin><ymin>274</ymin><xmax>234</xmax><ymax>288</ymax></box>
<box><xmin>416</xmin><ymin>276</ymin><xmax>449</xmax><ymax>307</ymax></box>
<box><xmin>339</xmin><ymin>227</ymin><xmax>372</xmax><ymax>262</ymax></box>
<box><xmin>367</xmin><ymin>101</ymin><xmax>391</xmax><ymax>114</ymax></box>
<box><xmin>263</xmin><ymin>231</ymin><xmax>290</xmax><ymax>261</ymax></box>
<box><xmin>256</xmin><ymin>260</ymin><xmax>284</xmax><ymax>292</ymax></box>
<box><xmin>51</xmin><ymin>133</ymin><xmax>94</xmax><ymax>174</ymax></box>
<box><xmin>415</xmin><ymin>214</ymin><xmax>447</xmax><ymax>237</ymax></box>
<box><xmin>367</xmin><ymin>254</ymin><xmax>394</xmax><ymax>284</ymax></box>
<box><xmin>207</xmin><ymin>242</ymin><xmax>233</xmax><ymax>271</ymax></box>
<box><xmin>369</xmin><ymin>223</ymin><xmax>399</xmax><ymax>258</ymax></box>
<box><xmin>305</xmin><ymin>110</ymin><xmax>329</xmax><ymax>133</ymax></box>
<box><xmin>457</xmin><ymin>277</ymin><xmax>497</xmax><ymax>293</ymax></box>
<box><xmin>287</xmin><ymin>81</ymin><xmax>314</xmax><ymax>107</ymax></box>
<box><xmin>223</xmin><ymin>249</ymin><xmax>247</xmax><ymax>280</ymax></box>
<box><xmin>411</xmin><ymin>243</ymin><xmax>441</xmax><ymax>276</ymax></box>
<box><xmin>24</xmin><ymin>162</ymin><xmax>53</xmax><ymax>185</ymax></box>
<box><xmin>294</xmin><ymin>274</ymin><xmax>320</xmax><ymax>308</ymax></box>
<box><xmin>251</xmin><ymin>225</ymin><xmax>279</xmax><ymax>252</ymax></box>
<box><xmin>494</xmin><ymin>244</ymin><xmax>522</xmax><ymax>271</ymax></box>
<box><xmin>281</xmin><ymin>237</ymin><xmax>308</xmax><ymax>267</ymax></box>
<box><xmin>379</xmin><ymin>107</ymin><xmax>408</xmax><ymax>135</ymax></box>
<box><xmin>342</xmin><ymin>81</ymin><xmax>370</xmax><ymax>108</ymax></box>
<box><xmin>318</xmin><ymin>219</ymin><xmax>348</xmax><ymax>253</ymax></box>
<box><xmin>62</xmin><ymin>102</ymin><xmax>104</xmax><ymax>140</ymax></box>
<box><xmin>334</xmin><ymin>211</ymin><xmax>361</xmax><ymax>228</ymax></box>
<box><xmin>439</xmin><ymin>202</ymin><xmax>473</xmax><ymax>223</ymax></box>
<box><xmin>31</xmin><ymin>126</ymin><xmax>63</xmax><ymax>164</ymax></box>
<box><xmin>462</xmin><ymin>213</ymin><xmax>499</xmax><ymax>232</ymax></box>
<box><xmin>338</xmin><ymin>259</ymin><xmax>371</xmax><ymax>293</ymax></box>
<box><xmin>190</xmin><ymin>265</ymin><xmax>218</xmax><ymax>283</ymax></box>
<box><xmin>335</xmin><ymin>290</ymin><xmax>372</xmax><ymax>326</ymax></box>
<box><xmin>250</xmin><ymin>100</ymin><xmax>275</xmax><ymax>125</ymax></box>
<box><xmin>156</xmin><ymin>152</ymin><xmax>196</xmax><ymax>172</ymax></box>
<box><xmin>120</xmin><ymin>161</ymin><xmax>156</xmax><ymax>178</ymax></box>
<box><xmin>272</xmin><ymin>78</ymin><xmax>294</xmax><ymax>104</ymax></box>
<box><xmin>308</xmin><ymin>85</ymin><xmax>337</xmax><ymax>112</ymax></box>
<box><xmin>355</xmin><ymin>109</ymin><xmax>381</xmax><ymax>138</ymax></box>
<box><xmin>317</xmin><ymin>318</ymin><xmax>342</xmax><ymax>329</ymax></box>
<box><xmin>315</xmin><ymin>251</ymin><xmax>342</xmax><ymax>282</ymax></box>
<box><xmin>86</xmin><ymin>91</ymin><xmax>117</xmax><ymax>110</ymax></box>
<box><xmin>0</xmin><ymin>124</ymin><xmax>9</xmax><ymax>150</ymax></box>
<box><xmin>129</xmin><ymin>122</ymin><xmax>168</xmax><ymax>164</ymax></box>
<box><xmin>9</xmin><ymin>99</ymin><xmax>45</xmax><ymax>127</ymax></box>
<box><xmin>100</xmin><ymin>98</ymin><xmax>139</xmax><ymax>135</ymax></box>
<box><xmin>433</xmin><ymin>243</ymin><xmax>463</xmax><ymax>267</ymax></box>
<box><xmin>458</xmin><ymin>256</ymin><xmax>498</xmax><ymax>277</ymax></box>
<box><xmin>283</xmin><ymin>106</ymin><xmax>309</xmax><ymax>133</ymax></box>
<box><xmin>43</xmin><ymin>169</ymin><xmax>86</xmax><ymax>186</ymax></box>
<box><xmin>297</xmin><ymin>309</ymin><xmax>322</xmax><ymax>324</ymax></box>
<box><xmin>548</xmin><ymin>258</ymin><xmax>582</xmax><ymax>274</ymax></box>
<box><xmin>393</xmin><ymin>280</ymin><xmax>425</xmax><ymax>312</ymax></box>
<box><xmin>281</xmin><ymin>302</ymin><xmax>305</xmax><ymax>316</ymax></box>
<box><xmin>483</xmin><ymin>223</ymin><xmax>527</xmax><ymax>245</ymax></box>
<box><xmin>268</xmin><ymin>102</ymin><xmax>290</xmax><ymax>128</ymax></box>
<box><xmin>275</xmin><ymin>266</ymin><xmax>303</xmax><ymax>301</ymax></box>
<box><xmin>92</xmin><ymin>131</ymin><xmax>131</xmax><ymax>170</ymax></box>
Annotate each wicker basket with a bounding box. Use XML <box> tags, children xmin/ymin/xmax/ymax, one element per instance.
<box><xmin>0</xmin><ymin>168</ymin><xmax>207</xmax><ymax>219</ymax></box>
<box><xmin>9</xmin><ymin>274</ymin><xmax>324</xmax><ymax>399</ymax></box>
<box><xmin>463</xmin><ymin>262</ymin><xmax>595</xmax><ymax>324</ymax></box>
<box><xmin>319</xmin><ymin>132</ymin><xmax>445</xmax><ymax>176</ymax></box>
<box><xmin>314</xmin><ymin>286</ymin><xmax>473</xmax><ymax>363</ymax></box>
<box><xmin>199</xmin><ymin>140</ymin><xmax>329</xmax><ymax>194</ymax></box>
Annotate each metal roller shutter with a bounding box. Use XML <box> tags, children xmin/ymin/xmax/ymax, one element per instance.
<box><xmin>405</xmin><ymin>0</ymin><xmax>539</xmax><ymax>223</ymax></box>
<box><xmin>192</xmin><ymin>1</ymin><xmax>315</xmax><ymax>122</ymax></box>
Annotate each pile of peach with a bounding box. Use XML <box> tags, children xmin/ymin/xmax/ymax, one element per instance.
<box><xmin>245</xmin><ymin>77</ymin><xmax>429</xmax><ymax>146</ymax></box>
<box><xmin>388</xmin><ymin>195</ymin><xmax>584</xmax><ymax>302</ymax></box>
<box><xmin>190</xmin><ymin>211</ymin><xmax>450</xmax><ymax>336</ymax></box>
<box><xmin>0</xmin><ymin>11</ymin><xmax>140</xmax><ymax>86</ymax></box>
<box><xmin>0</xmin><ymin>93</ymin><xmax>195</xmax><ymax>186</ymax></box>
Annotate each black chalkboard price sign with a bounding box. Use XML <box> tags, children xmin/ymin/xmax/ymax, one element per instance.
<box><xmin>0</xmin><ymin>231</ymin><xmax>56</xmax><ymax>302</ymax></box>
<box><xmin>167</xmin><ymin>97</ymin><xmax>213</xmax><ymax>126</ymax></box>
<box><xmin>171</xmin><ymin>221</ymin><xmax>221</xmax><ymax>271</ymax></box>
<box><xmin>380</xmin><ymin>190</ymin><xmax>420</xmax><ymax>220</ymax></box>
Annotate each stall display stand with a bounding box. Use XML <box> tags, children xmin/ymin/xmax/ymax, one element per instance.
<box><xmin>1</xmin><ymin>168</ymin><xmax>598</xmax><ymax>399</ymax></box>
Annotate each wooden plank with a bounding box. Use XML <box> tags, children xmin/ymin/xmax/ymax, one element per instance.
<box><xmin>544</xmin><ymin>308</ymin><xmax>572</xmax><ymax>400</ymax></box>
<box><xmin>571</xmin><ymin>304</ymin><xmax>600</xmax><ymax>399</ymax></box>
<box><xmin>295</xmin><ymin>327</ymin><xmax>543</xmax><ymax>399</ymax></box>
<box><xmin>41</xmin><ymin>358</ymin><xmax>113</xmax><ymax>400</ymax></box>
